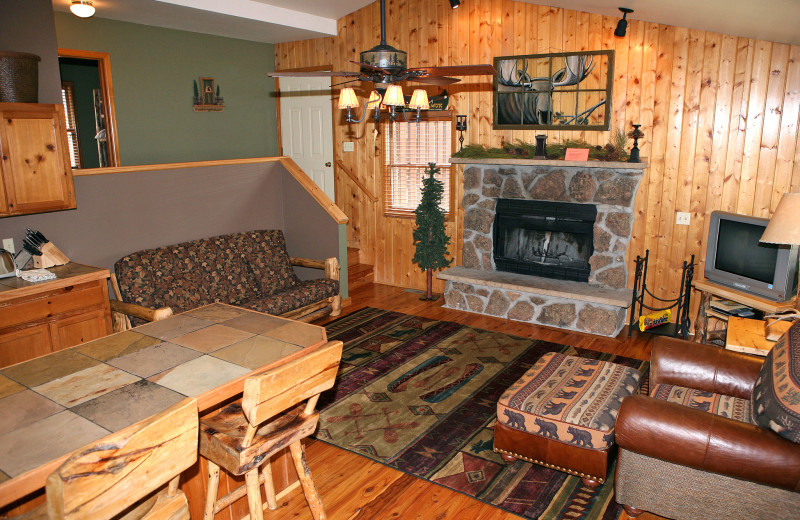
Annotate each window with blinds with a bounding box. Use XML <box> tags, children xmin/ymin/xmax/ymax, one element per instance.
<box><xmin>61</xmin><ymin>82</ymin><xmax>82</xmax><ymax>169</ymax></box>
<box><xmin>384</xmin><ymin>117</ymin><xmax>452</xmax><ymax>217</ymax></box>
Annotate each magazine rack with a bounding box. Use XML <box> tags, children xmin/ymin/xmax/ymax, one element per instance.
<box><xmin>628</xmin><ymin>250</ymin><xmax>694</xmax><ymax>338</ymax></box>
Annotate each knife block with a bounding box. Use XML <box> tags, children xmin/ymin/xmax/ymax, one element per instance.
<box><xmin>33</xmin><ymin>242</ymin><xmax>70</xmax><ymax>268</ymax></box>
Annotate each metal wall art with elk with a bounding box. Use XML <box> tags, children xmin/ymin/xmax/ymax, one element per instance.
<box><xmin>493</xmin><ymin>50</ymin><xmax>613</xmax><ymax>131</ymax></box>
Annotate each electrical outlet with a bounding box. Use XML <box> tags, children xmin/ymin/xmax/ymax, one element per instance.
<box><xmin>2</xmin><ymin>238</ymin><xmax>13</xmax><ymax>254</ymax></box>
<box><xmin>343</xmin><ymin>141</ymin><xmax>355</xmax><ymax>152</ymax></box>
<box><xmin>676</xmin><ymin>212</ymin><xmax>691</xmax><ymax>226</ymax></box>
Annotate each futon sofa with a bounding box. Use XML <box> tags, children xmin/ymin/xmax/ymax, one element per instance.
<box><xmin>111</xmin><ymin>230</ymin><xmax>341</xmax><ymax>327</ymax></box>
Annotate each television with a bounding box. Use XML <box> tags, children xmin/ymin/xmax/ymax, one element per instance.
<box><xmin>704</xmin><ymin>211</ymin><xmax>798</xmax><ymax>302</ymax></box>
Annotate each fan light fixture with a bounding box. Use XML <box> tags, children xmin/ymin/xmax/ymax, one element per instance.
<box><xmin>70</xmin><ymin>0</ymin><xmax>95</xmax><ymax>18</ymax></box>
<box><xmin>614</xmin><ymin>7</ymin><xmax>633</xmax><ymax>38</ymax></box>
<box><xmin>450</xmin><ymin>0</ymin><xmax>461</xmax><ymax>8</ymax></box>
<box><xmin>339</xmin><ymin>86</ymin><xmax>429</xmax><ymax>123</ymax></box>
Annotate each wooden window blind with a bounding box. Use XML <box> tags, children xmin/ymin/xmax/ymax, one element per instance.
<box><xmin>61</xmin><ymin>82</ymin><xmax>82</xmax><ymax>169</ymax></box>
<box><xmin>384</xmin><ymin>117</ymin><xmax>453</xmax><ymax>217</ymax></box>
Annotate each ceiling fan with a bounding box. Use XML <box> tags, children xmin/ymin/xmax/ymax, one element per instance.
<box><xmin>268</xmin><ymin>0</ymin><xmax>495</xmax><ymax>89</ymax></box>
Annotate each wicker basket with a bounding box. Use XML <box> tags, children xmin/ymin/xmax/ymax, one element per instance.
<box><xmin>0</xmin><ymin>51</ymin><xmax>41</xmax><ymax>103</ymax></box>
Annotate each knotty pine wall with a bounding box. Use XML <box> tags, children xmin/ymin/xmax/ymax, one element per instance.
<box><xmin>275</xmin><ymin>0</ymin><xmax>800</xmax><ymax>307</ymax></box>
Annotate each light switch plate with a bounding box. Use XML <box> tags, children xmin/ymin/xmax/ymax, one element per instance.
<box><xmin>343</xmin><ymin>141</ymin><xmax>355</xmax><ymax>152</ymax></box>
<box><xmin>676</xmin><ymin>212</ymin><xmax>691</xmax><ymax>226</ymax></box>
<box><xmin>2</xmin><ymin>238</ymin><xmax>13</xmax><ymax>254</ymax></box>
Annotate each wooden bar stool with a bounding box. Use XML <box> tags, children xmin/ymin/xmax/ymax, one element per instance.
<box><xmin>199</xmin><ymin>340</ymin><xmax>343</xmax><ymax>520</ymax></box>
<box><xmin>46</xmin><ymin>397</ymin><xmax>198</xmax><ymax>520</ymax></box>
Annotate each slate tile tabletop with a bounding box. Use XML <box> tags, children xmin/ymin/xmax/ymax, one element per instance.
<box><xmin>0</xmin><ymin>303</ymin><xmax>326</xmax><ymax>502</ymax></box>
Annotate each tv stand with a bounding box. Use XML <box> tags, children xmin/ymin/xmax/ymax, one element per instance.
<box><xmin>692</xmin><ymin>278</ymin><xmax>794</xmax><ymax>343</ymax></box>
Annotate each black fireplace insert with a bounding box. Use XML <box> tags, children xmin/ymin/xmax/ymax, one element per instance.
<box><xmin>492</xmin><ymin>199</ymin><xmax>597</xmax><ymax>282</ymax></box>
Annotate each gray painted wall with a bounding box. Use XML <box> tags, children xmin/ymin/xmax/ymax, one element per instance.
<box><xmin>0</xmin><ymin>0</ymin><xmax>62</xmax><ymax>103</ymax></box>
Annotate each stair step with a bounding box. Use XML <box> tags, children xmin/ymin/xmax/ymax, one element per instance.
<box><xmin>347</xmin><ymin>247</ymin><xmax>361</xmax><ymax>267</ymax></box>
<box><xmin>348</xmin><ymin>263</ymin><xmax>374</xmax><ymax>291</ymax></box>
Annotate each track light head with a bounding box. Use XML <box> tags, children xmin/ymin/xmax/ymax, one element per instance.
<box><xmin>450</xmin><ymin>0</ymin><xmax>461</xmax><ymax>8</ymax></box>
<box><xmin>614</xmin><ymin>7</ymin><xmax>633</xmax><ymax>38</ymax></box>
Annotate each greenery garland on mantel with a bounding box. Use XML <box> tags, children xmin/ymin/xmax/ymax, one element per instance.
<box><xmin>452</xmin><ymin>133</ymin><xmax>631</xmax><ymax>162</ymax></box>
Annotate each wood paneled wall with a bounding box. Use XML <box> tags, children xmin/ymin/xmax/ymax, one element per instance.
<box><xmin>276</xmin><ymin>0</ymin><xmax>800</xmax><ymax>304</ymax></box>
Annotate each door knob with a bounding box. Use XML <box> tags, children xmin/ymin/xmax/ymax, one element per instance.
<box><xmin>325</xmin><ymin>162</ymin><xmax>332</xmax><ymax>167</ymax></box>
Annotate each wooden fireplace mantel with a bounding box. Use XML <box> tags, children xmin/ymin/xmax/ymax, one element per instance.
<box><xmin>449</xmin><ymin>157</ymin><xmax>648</xmax><ymax>170</ymax></box>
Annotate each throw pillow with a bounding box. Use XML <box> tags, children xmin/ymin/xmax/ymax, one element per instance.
<box><xmin>751</xmin><ymin>320</ymin><xmax>800</xmax><ymax>442</ymax></box>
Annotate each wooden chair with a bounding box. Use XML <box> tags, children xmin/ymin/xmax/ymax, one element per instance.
<box><xmin>199</xmin><ymin>340</ymin><xmax>343</xmax><ymax>520</ymax></box>
<box><xmin>46</xmin><ymin>398</ymin><xmax>198</xmax><ymax>520</ymax></box>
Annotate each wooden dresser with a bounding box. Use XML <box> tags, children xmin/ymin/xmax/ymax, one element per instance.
<box><xmin>0</xmin><ymin>263</ymin><xmax>111</xmax><ymax>367</ymax></box>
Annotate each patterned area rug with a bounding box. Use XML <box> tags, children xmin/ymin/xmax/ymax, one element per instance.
<box><xmin>317</xmin><ymin>308</ymin><xmax>650</xmax><ymax>520</ymax></box>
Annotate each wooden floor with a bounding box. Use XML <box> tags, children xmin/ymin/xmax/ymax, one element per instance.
<box><xmin>259</xmin><ymin>282</ymin><xmax>665</xmax><ymax>520</ymax></box>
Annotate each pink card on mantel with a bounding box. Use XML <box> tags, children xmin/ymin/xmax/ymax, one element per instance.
<box><xmin>564</xmin><ymin>148</ymin><xmax>590</xmax><ymax>161</ymax></box>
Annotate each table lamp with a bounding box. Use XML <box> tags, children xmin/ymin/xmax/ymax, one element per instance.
<box><xmin>760</xmin><ymin>192</ymin><xmax>800</xmax><ymax>309</ymax></box>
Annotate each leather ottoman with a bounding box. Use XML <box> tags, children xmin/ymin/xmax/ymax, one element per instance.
<box><xmin>494</xmin><ymin>352</ymin><xmax>642</xmax><ymax>487</ymax></box>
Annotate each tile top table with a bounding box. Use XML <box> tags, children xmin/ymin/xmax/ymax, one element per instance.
<box><xmin>0</xmin><ymin>303</ymin><xmax>327</xmax><ymax>507</ymax></box>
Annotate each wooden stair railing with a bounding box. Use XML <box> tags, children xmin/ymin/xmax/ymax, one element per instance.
<box><xmin>335</xmin><ymin>160</ymin><xmax>378</xmax><ymax>202</ymax></box>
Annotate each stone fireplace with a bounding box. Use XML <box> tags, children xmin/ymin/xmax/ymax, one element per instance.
<box><xmin>439</xmin><ymin>158</ymin><xmax>646</xmax><ymax>337</ymax></box>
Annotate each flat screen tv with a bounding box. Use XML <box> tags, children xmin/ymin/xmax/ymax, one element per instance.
<box><xmin>705</xmin><ymin>211</ymin><xmax>798</xmax><ymax>302</ymax></box>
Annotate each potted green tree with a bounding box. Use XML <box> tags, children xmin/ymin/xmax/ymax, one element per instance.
<box><xmin>413</xmin><ymin>162</ymin><xmax>453</xmax><ymax>300</ymax></box>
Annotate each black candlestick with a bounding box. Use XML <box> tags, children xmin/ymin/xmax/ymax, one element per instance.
<box><xmin>534</xmin><ymin>134</ymin><xmax>547</xmax><ymax>159</ymax></box>
<box><xmin>456</xmin><ymin>115</ymin><xmax>467</xmax><ymax>151</ymax></box>
<box><xmin>629</xmin><ymin>124</ymin><xmax>643</xmax><ymax>163</ymax></box>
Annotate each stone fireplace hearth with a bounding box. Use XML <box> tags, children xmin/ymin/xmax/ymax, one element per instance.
<box><xmin>439</xmin><ymin>158</ymin><xmax>647</xmax><ymax>337</ymax></box>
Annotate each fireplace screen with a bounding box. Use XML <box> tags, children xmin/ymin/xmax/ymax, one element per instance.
<box><xmin>493</xmin><ymin>199</ymin><xmax>596</xmax><ymax>282</ymax></box>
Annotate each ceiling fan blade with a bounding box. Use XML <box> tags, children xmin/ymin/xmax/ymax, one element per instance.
<box><xmin>349</xmin><ymin>60</ymin><xmax>392</xmax><ymax>75</ymax></box>
<box><xmin>268</xmin><ymin>71</ymin><xmax>362</xmax><ymax>77</ymax></box>
<box><xmin>406</xmin><ymin>64</ymin><xmax>496</xmax><ymax>76</ymax></box>
<box><xmin>408</xmin><ymin>76</ymin><xmax>460</xmax><ymax>86</ymax></box>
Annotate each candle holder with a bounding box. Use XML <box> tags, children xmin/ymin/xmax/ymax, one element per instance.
<box><xmin>534</xmin><ymin>134</ymin><xmax>548</xmax><ymax>159</ymax></box>
<box><xmin>628</xmin><ymin>124</ymin><xmax>644</xmax><ymax>163</ymax></box>
<box><xmin>456</xmin><ymin>115</ymin><xmax>467</xmax><ymax>151</ymax></box>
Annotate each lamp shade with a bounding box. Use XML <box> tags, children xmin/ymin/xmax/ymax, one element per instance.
<box><xmin>408</xmin><ymin>89</ymin><xmax>430</xmax><ymax>110</ymax></box>
<box><xmin>367</xmin><ymin>90</ymin><xmax>382</xmax><ymax>107</ymax></box>
<box><xmin>614</xmin><ymin>19</ymin><xmax>627</xmax><ymax>38</ymax></box>
<box><xmin>337</xmin><ymin>87</ymin><xmax>359</xmax><ymax>109</ymax></box>
<box><xmin>761</xmin><ymin>193</ymin><xmax>800</xmax><ymax>245</ymax></box>
<box><xmin>382</xmin><ymin>85</ymin><xmax>405</xmax><ymax>107</ymax></box>
<box><xmin>70</xmin><ymin>0</ymin><xmax>95</xmax><ymax>18</ymax></box>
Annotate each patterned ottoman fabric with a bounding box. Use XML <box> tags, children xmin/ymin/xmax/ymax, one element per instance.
<box><xmin>497</xmin><ymin>352</ymin><xmax>642</xmax><ymax>450</ymax></box>
<box><xmin>651</xmin><ymin>384</ymin><xmax>754</xmax><ymax>424</ymax></box>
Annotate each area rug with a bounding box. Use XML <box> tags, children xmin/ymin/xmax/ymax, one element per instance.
<box><xmin>317</xmin><ymin>307</ymin><xmax>650</xmax><ymax>520</ymax></box>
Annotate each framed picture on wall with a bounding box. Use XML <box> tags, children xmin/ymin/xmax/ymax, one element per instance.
<box><xmin>200</xmin><ymin>77</ymin><xmax>216</xmax><ymax>105</ymax></box>
<box><xmin>493</xmin><ymin>50</ymin><xmax>614</xmax><ymax>131</ymax></box>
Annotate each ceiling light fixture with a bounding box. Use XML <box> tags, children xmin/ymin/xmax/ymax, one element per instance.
<box><xmin>70</xmin><ymin>0</ymin><xmax>95</xmax><ymax>18</ymax></box>
<box><xmin>450</xmin><ymin>0</ymin><xmax>461</xmax><ymax>8</ymax></box>
<box><xmin>338</xmin><ymin>85</ymin><xmax>429</xmax><ymax>124</ymax></box>
<box><xmin>614</xmin><ymin>7</ymin><xmax>633</xmax><ymax>38</ymax></box>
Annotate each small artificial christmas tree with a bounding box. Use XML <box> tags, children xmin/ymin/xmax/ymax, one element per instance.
<box><xmin>413</xmin><ymin>162</ymin><xmax>453</xmax><ymax>300</ymax></box>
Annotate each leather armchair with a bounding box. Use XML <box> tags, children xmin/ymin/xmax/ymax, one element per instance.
<box><xmin>614</xmin><ymin>336</ymin><xmax>800</xmax><ymax>520</ymax></box>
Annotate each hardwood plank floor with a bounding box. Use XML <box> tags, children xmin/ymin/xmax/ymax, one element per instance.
<box><xmin>260</xmin><ymin>282</ymin><xmax>664</xmax><ymax>520</ymax></box>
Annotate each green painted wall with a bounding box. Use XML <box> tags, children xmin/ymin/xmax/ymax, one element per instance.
<box><xmin>54</xmin><ymin>13</ymin><xmax>279</xmax><ymax>166</ymax></box>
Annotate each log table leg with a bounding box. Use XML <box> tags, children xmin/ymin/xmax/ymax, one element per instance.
<box><xmin>694</xmin><ymin>290</ymin><xmax>711</xmax><ymax>343</ymax></box>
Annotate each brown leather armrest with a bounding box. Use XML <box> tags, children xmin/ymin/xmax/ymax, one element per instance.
<box><xmin>616</xmin><ymin>395</ymin><xmax>800</xmax><ymax>492</ymax></box>
<box><xmin>651</xmin><ymin>336</ymin><xmax>763</xmax><ymax>398</ymax></box>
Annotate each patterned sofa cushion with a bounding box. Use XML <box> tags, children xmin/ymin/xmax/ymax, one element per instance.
<box><xmin>651</xmin><ymin>383</ymin><xmax>753</xmax><ymax>423</ymax></box>
<box><xmin>497</xmin><ymin>352</ymin><xmax>641</xmax><ymax>450</ymax></box>
<box><xmin>752</xmin><ymin>321</ymin><xmax>800</xmax><ymax>443</ymax></box>
<box><xmin>239</xmin><ymin>279</ymin><xmax>340</xmax><ymax>316</ymax></box>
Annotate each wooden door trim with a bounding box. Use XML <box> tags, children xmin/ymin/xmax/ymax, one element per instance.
<box><xmin>57</xmin><ymin>48</ymin><xmax>121</xmax><ymax>168</ymax></box>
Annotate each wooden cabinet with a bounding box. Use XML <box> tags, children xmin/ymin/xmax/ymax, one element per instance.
<box><xmin>0</xmin><ymin>263</ymin><xmax>111</xmax><ymax>367</ymax></box>
<box><xmin>0</xmin><ymin>102</ymin><xmax>76</xmax><ymax>216</ymax></box>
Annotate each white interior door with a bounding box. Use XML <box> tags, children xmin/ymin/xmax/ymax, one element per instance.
<box><xmin>278</xmin><ymin>76</ymin><xmax>335</xmax><ymax>201</ymax></box>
